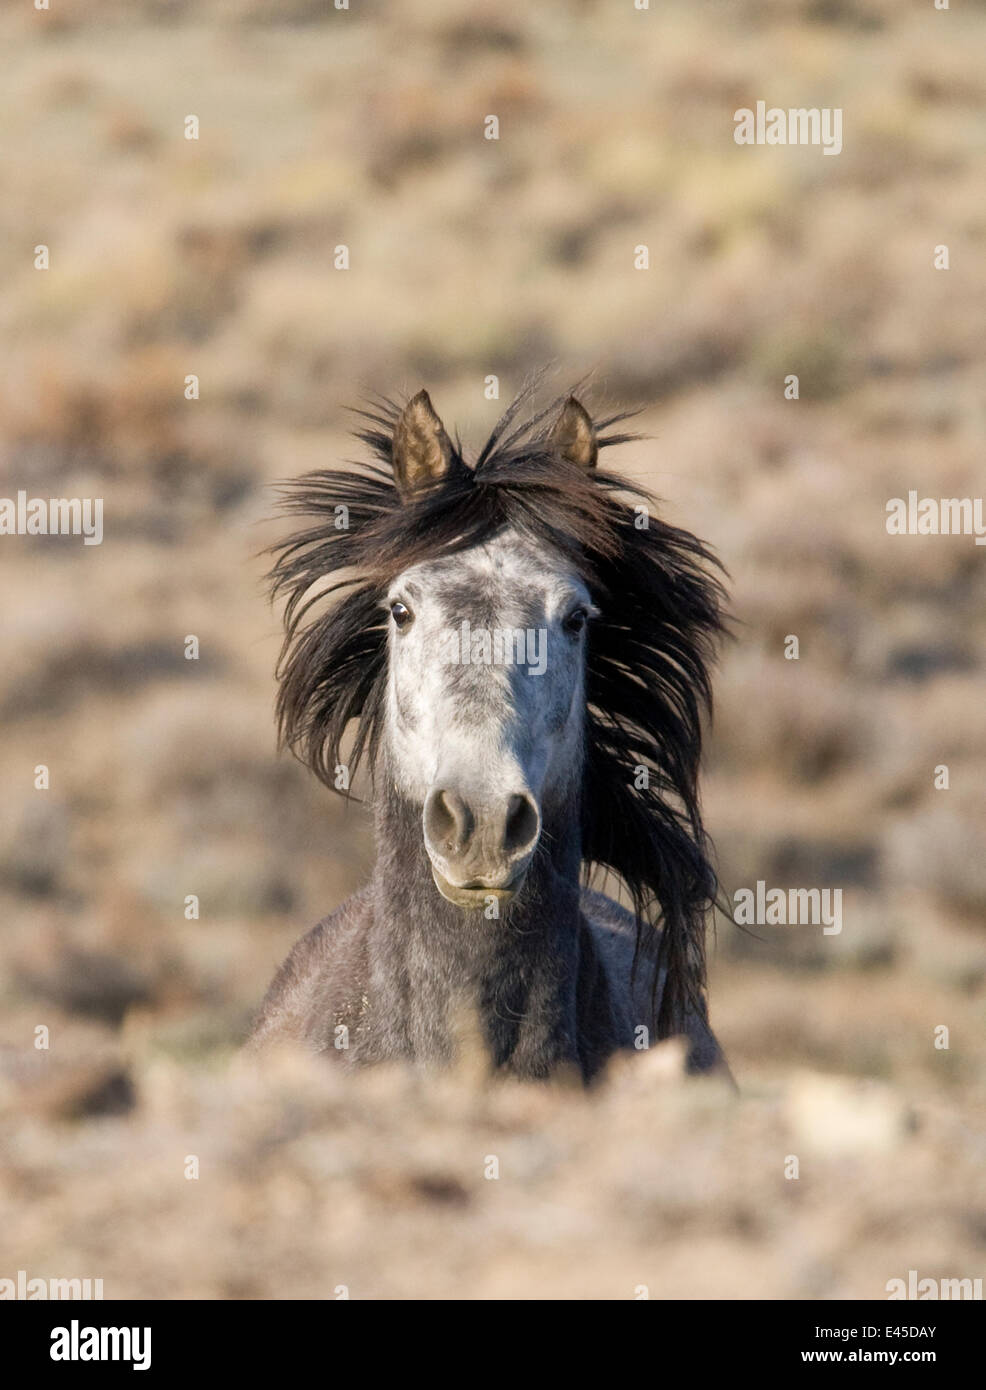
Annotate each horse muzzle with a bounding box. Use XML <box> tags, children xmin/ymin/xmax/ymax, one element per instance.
<box><xmin>423</xmin><ymin>785</ymin><xmax>541</xmax><ymax>912</ymax></box>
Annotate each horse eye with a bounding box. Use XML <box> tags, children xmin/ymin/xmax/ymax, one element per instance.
<box><xmin>390</xmin><ymin>600</ymin><xmax>414</xmax><ymax>630</ymax></box>
<box><xmin>563</xmin><ymin>607</ymin><xmax>588</xmax><ymax>635</ymax></box>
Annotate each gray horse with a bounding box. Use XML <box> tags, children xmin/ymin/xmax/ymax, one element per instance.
<box><xmin>251</xmin><ymin>386</ymin><xmax>730</xmax><ymax>1081</ymax></box>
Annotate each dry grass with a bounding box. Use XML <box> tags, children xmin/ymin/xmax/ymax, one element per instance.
<box><xmin>1</xmin><ymin>0</ymin><xmax>984</xmax><ymax>1299</ymax></box>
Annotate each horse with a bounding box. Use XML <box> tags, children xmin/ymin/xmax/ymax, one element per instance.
<box><xmin>250</xmin><ymin>385</ymin><xmax>730</xmax><ymax>1082</ymax></box>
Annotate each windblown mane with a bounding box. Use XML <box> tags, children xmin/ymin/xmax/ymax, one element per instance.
<box><xmin>268</xmin><ymin>385</ymin><xmax>727</xmax><ymax>1040</ymax></box>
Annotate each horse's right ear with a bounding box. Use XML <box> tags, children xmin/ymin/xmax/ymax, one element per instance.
<box><xmin>548</xmin><ymin>396</ymin><xmax>598</xmax><ymax>470</ymax></box>
<box><xmin>392</xmin><ymin>390</ymin><xmax>458</xmax><ymax>497</ymax></box>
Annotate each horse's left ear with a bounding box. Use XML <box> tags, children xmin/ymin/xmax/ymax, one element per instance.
<box><xmin>392</xmin><ymin>390</ymin><xmax>459</xmax><ymax>497</ymax></box>
<box><xmin>548</xmin><ymin>397</ymin><xmax>598</xmax><ymax>470</ymax></box>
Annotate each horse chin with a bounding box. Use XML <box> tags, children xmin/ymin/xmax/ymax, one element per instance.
<box><xmin>430</xmin><ymin>866</ymin><xmax>525</xmax><ymax>912</ymax></box>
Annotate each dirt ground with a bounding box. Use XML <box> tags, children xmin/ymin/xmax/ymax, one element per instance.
<box><xmin>1</xmin><ymin>0</ymin><xmax>984</xmax><ymax>1299</ymax></box>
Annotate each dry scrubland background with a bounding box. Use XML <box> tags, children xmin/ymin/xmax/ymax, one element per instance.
<box><xmin>1</xmin><ymin>0</ymin><xmax>984</xmax><ymax>1299</ymax></box>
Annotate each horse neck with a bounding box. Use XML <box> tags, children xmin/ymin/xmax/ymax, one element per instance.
<box><xmin>366</xmin><ymin>761</ymin><xmax>589</xmax><ymax>1075</ymax></box>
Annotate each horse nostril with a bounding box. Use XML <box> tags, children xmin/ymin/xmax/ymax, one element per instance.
<box><xmin>503</xmin><ymin>792</ymin><xmax>540</xmax><ymax>857</ymax></box>
<box><xmin>424</xmin><ymin>788</ymin><xmax>473</xmax><ymax>856</ymax></box>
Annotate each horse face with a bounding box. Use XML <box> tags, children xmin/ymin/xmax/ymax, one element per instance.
<box><xmin>384</xmin><ymin>530</ymin><xmax>594</xmax><ymax>909</ymax></box>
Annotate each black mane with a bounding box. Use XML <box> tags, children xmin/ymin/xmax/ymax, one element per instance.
<box><xmin>268</xmin><ymin>386</ymin><xmax>728</xmax><ymax>1040</ymax></box>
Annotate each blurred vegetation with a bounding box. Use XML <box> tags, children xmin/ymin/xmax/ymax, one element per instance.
<box><xmin>1</xmin><ymin>0</ymin><xmax>984</xmax><ymax>1298</ymax></box>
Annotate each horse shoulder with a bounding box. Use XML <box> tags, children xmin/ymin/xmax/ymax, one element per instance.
<box><xmin>579</xmin><ymin>887</ymin><xmax>732</xmax><ymax>1080</ymax></box>
<box><xmin>248</xmin><ymin>887</ymin><xmax>373</xmax><ymax>1053</ymax></box>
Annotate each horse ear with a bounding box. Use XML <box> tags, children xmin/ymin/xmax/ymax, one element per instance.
<box><xmin>392</xmin><ymin>390</ymin><xmax>456</xmax><ymax>496</ymax></box>
<box><xmin>548</xmin><ymin>396</ymin><xmax>598</xmax><ymax>470</ymax></box>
